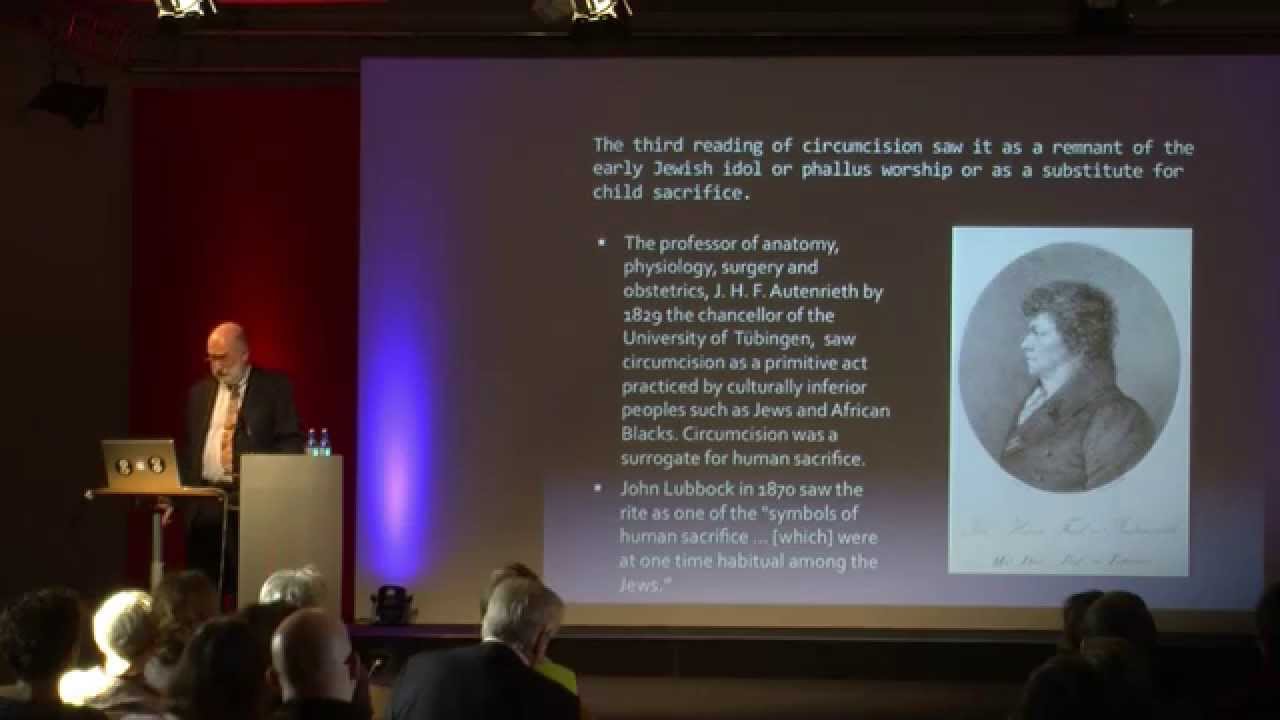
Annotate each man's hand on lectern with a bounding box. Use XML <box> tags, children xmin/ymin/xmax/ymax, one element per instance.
<box><xmin>157</xmin><ymin>496</ymin><xmax>175</xmax><ymax>527</ymax></box>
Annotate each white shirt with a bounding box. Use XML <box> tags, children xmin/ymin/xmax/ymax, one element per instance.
<box><xmin>1016</xmin><ymin>358</ymin><xmax>1080</xmax><ymax>427</ymax></box>
<box><xmin>202</xmin><ymin>367</ymin><xmax>251</xmax><ymax>482</ymax></box>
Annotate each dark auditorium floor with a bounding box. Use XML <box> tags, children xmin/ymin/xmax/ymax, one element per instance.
<box><xmin>370</xmin><ymin>677</ymin><xmax>1022</xmax><ymax>720</ymax></box>
<box><xmin>576</xmin><ymin>676</ymin><xmax>1022</xmax><ymax>720</ymax></box>
<box><xmin>358</xmin><ymin>628</ymin><xmax>1256</xmax><ymax>720</ymax></box>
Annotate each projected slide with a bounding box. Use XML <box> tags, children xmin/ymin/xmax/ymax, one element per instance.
<box><xmin>359</xmin><ymin>57</ymin><xmax>1276</xmax><ymax>623</ymax></box>
<box><xmin>949</xmin><ymin>228</ymin><xmax>1191</xmax><ymax>576</ymax></box>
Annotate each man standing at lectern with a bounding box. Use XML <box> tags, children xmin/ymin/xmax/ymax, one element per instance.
<box><xmin>185</xmin><ymin>322</ymin><xmax>304</xmax><ymax>599</ymax></box>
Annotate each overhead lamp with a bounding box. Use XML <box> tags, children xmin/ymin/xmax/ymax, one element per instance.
<box><xmin>572</xmin><ymin>0</ymin><xmax>631</xmax><ymax>23</ymax></box>
<box><xmin>154</xmin><ymin>0</ymin><xmax>217</xmax><ymax>20</ymax></box>
<box><xmin>531</xmin><ymin>0</ymin><xmax>632</xmax><ymax>26</ymax></box>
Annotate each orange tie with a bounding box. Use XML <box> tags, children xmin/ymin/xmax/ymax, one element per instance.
<box><xmin>219</xmin><ymin>385</ymin><xmax>242</xmax><ymax>476</ymax></box>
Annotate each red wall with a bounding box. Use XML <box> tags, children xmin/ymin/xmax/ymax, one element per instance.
<box><xmin>130</xmin><ymin>86</ymin><xmax>359</xmax><ymax>615</ymax></box>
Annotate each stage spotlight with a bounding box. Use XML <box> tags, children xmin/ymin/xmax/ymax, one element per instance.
<box><xmin>531</xmin><ymin>0</ymin><xmax>632</xmax><ymax>26</ymax></box>
<box><xmin>154</xmin><ymin>0</ymin><xmax>217</xmax><ymax>19</ymax></box>
<box><xmin>573</xmin><ymin>0</ymin><xmax>631</xmax><ymax>23</ymax></box>
<box><xmin>371</xmin><ymin>585</ymin><xmax>414</xmax><ymax>625</ymax></box>
<box><xmin>28</xmin><ymin>81</ymin><xmax>107</xmax><ymax>129</ymax></box>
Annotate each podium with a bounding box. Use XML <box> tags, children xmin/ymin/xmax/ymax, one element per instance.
<box><xmin>86</xmin><ymin>486</ymin><xmax>227</xmax><ymax>591</ymax></box>
<box><xmin>238</xmin><ymin>454</ymin><xmax>343</xmax><ymax>611</ymax></box>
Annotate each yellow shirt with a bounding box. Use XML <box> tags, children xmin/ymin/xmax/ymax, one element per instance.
<box><xmin>534</xmin><ymin>658</ymin><xmax>578</xmax><ymax>695</ymax></box>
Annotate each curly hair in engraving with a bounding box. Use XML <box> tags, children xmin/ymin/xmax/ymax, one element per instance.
<box><xmin>1022</xmin><ymin>282</ymin><xmax>1118</xmax><ymax>368</ymax></box>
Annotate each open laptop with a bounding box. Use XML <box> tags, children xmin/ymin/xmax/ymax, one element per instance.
<box><xmin>101</xmin><ymin>438</ymin><xmax>184</xmax><ymax>493</ymax></box>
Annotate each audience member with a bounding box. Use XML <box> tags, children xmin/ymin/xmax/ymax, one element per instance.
<box><xmin>1081</xmin><ymin>637</ymin><xmax>1155</xmax><ymax>719</ymax></box>
<box><xmin>167</xmin><ymin>617</ymin><xmax>269</xmax><ymax>720</ymax></box>
<box><xmin>389</xmin><ymin>577</ymin><xmax>579</xmax><ymax>720</ymax></box>
<box><xmin>259</xmin><ymin>567</ymin><xmax>326</xmax><ymax>610</ymax></box>
<box><xmin>479</xmin><ymin>563</ymin><xmax>578</xmax><ymax>696</ymax></box>
<box><xmin>269</xmin><ymin>609</ymin><xmax>367</xmax><ymax>720</ymax></box>
<box><xmin>477</xmin><ymin>563</ymin><xmax>539</xmax><ymax>616</ymax></box>
<box><xmin>1214</xmin><ymin>581</ymin><xmax>1280</xmax><ymax>719</ymax></box>
<box><xmin>1257</xmin><ymin>581</ymin><xmax>1280</xmax><ymax>670</ymax></box>
<box><xmin>83</xmin><ymin>591</ymin><xmax>167</xmax><ymax>715</ymax></box>
<box><xmin>1059</xmin><ymin>589</ymin><xmax>1103</xmax><ymax>654</ymax></box>
<box><xmin>146</xmin><ymin>573</ymin><xmax>219</xmax><ymax>695</ymax></box>
<box><xmin>238</xmin><ymin>603</ymin><xmax>299</xmax><ymax>651</ymax></box>
<box><xmin>1011</xmin><ymin>654</ymin><xmax>1106</xmax><ymax>720</ymax></box>
<box><xmin>1080</xmin><ymin>591</ymin><xmax>1158</xmax><ymax>658</ymax></box>
<box><xmin>235</xmin><ymin>603</ymin><xmax>301</xmax><ymax>714</ymax></box>
<box><xmin>0</xmin><ymin>588</ymin><xmax>107</xmax><ymax>720</ymax></box>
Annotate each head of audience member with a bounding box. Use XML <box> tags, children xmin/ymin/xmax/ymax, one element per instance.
<box><xmin>237</xmin><ymin>602</ymin><xmax>300</xmax><ymax>648</ymax></box>
<box><xmin>206</xmin><ymin>322</ymin><xmax>250</xmax><ymax>388</ymax></box>
<box><xmin>1012</xmin><ymin>654</ymin><xmax>1107</xmax><ymax>720</ymax></box>
<box><xmin>153</xmin><ymin>571</ymin><xmax>219</xmax><ymax>668</ymax></box>
<box><xmin>1257</xmin><ymin>581</ymin><xmax>1280</xmax><ymax>664</ymax></box>
<box><xmin>169</xmin><ymin>617</ymin><xmax>269</xmax><ymax>720</ymax></box>
<box><xmin>1081</xmin><ymin>636</ymin><xmax>1155</xmax><ymax>718</ymax></box>
<box><xmin>236</xmin><ymin>602</ymin><xmax>300</xmax><ymax>708</ymax></box>
<box><xmin>1081</xmin><ymin>591</ymin><xmax>1158</xmax><ymax>657</ymax></box>
<box><xmin>0</xmin><ymin>587</ymin><xmax>82</xmax><ymax>703</ymax></box>
<box><xmin>481</xmin><ymin>577</ymin><xmax>564</xmax><ymax>667</ymax></box>
<box><xmin>269</xmin><ymin>609</ymin><xmax>357</xmax><ymax>704</ymax></box>
<box><xmin>259</xmin><ymin>565</ymin><xmax>327</xmax><ymax>610</ymax></box>
<box><xmin>92</xmin><ymin>590</ymin><xmax>157</xmax><ymax>679</ymax></box>
<box><xmin>479</xmin><ymin>562</ymin><xmax>541</xmax><ymax>617</ymax></box>
<box><xmin>1060</xmin><ymin>589</ymin><xmax>1104</xmax><ymax>654</ymax></box>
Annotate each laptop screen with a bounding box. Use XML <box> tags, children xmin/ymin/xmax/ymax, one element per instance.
<box><xmin>101</xmin><ymin>438</ymin><xmax>183</xmax><ymax>493</ymax></box>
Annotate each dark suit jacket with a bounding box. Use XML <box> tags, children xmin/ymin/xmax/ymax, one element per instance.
<box><xmin>1001</xmin><ymin>364</ymin><xmax>1154</xmax><ymax>492</ymax></box>
<box><xmin>271</xmin><ymin>698</ymin><xmax>365</xmax><ymax>720</ymax></box>
<box><xmin>0</xmin><ymin>699</ymin><xmax>108</xmax><ymax>720</ymax></box>
<box><xmin>184</xmin><ymin>366</ymin><xmax>304</xmax><ymax>485</ymax></box>
<box><xmin>389</xmin><ymin>642</ymin><xmax>580</xmax><ymax>720</ymax></box>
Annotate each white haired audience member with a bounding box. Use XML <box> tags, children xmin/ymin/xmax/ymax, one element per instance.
<box><xmin>62</xmin><ymin>590</ymin><xmax>168</xmax><ymax>715</ymax></box>
<box><xmin>259</xmin><ymin>566</ymin><xmax>327</xmax><ymax>609</ymax></box>
<box><xmin>389</xmin><ymin>577</ymin><xmax>579</xmax><ymax>720</ymax></box>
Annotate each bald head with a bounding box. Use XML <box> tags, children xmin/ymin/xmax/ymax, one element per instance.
<box><xmin>206</xmin><ymin>322</ymin><xmax>250</xmax><ymax>386</ymax></box>
<box><xmin>209</xmin><ymin>322</ymin><xmax>247</xmax><ymax>348</ymax></box>
<box><xmin>270</xmin><ymin>609</ymin><xmax>355</xmax><ymax>703</ymax></box>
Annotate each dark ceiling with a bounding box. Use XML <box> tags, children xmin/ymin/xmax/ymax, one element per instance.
<box><xmin>146</xmin><ymin>0</ymin><xmax>1280</xmax><ymax>32</ymax></box>
<box><xmin>7</xmin><ymin>0</ymin><xmax>1280</xmax><ymax>73</ymax></box>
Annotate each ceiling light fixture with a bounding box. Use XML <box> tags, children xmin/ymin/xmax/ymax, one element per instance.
<box><xmin>153</xmin><ymin>0</ymin><xmax>217</xmax><ymax>20</ymax></box>
<box><xmin>531</xmin><ymin>0</ymin><xmax>632</xmax><ymax>27</ymax></box>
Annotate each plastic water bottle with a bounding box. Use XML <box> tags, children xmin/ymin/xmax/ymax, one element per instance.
<box><xmin>306</xmin><ymin>428</ymin><xmax>318</xmax><ymax>456</ymax></box>
<box><xmin>319</xmin><ymin>428</ymin><xmax>331</xmax><ymax>457</ymax></box>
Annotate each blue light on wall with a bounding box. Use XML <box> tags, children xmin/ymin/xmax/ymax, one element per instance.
<box><xmin>357</xmin><ymin>313</ymin><xmax>433</xmax><ymax>585</ymax></box>
<box><xmin>358</xmin><ymin>57</ymin><xmax>456</xmax><ymax>586</ymax></box>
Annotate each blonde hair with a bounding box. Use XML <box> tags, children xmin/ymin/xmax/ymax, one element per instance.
<box><xmin>92</xmin><ymin>590</ymin><xmax>156</xmax><ymax>677</ymax></box>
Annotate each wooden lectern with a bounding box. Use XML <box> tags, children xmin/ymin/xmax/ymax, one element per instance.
<box><xmin>85</xmin><ymin>486</ymin><xmax>227</xmax><ymax>591</ymax></box>
<box><xmin>237</xmin><ymin>454</ymin><xmax>343</xmax><ymax>611</ymax></box>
